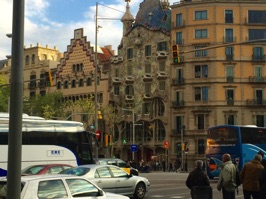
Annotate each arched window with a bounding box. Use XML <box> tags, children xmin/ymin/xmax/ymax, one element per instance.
<box><xmin>79</xmin><ymin>79</ymin><xmax>84</xmax><ymax>87</ymax></box>
<box><xmin>25</xmin><ymin>55</ymin><xmax>30</xmax><ymax>65</ymax></box>
<box><xmin>71</xmin><ymin>80</ymin><xmax>76</xmax><ymax>88</ymax></box>
<box><xmin>31</xmin><ymin>54</ymin><xmax>35</xmax><ymax>64</ymax></box>
<box><xmin>64</xmin><ymin>81</ymin><xmax>68</xmax><ymax>89</ymax></box>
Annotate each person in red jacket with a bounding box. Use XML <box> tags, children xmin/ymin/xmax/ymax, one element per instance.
<box><xmin>240</xmin><ymin>154</ymin><xmax>264</xmax><ymax>199</ymax></box>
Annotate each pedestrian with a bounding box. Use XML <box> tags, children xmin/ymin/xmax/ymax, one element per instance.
<box><xmin>186</xmin><ymin>160</ymin><xmax>210</xmax><ymax>199</ymax></box>
<box><xmin>259</xmin><ymin>159</ymin><xmax>266</xmax><ymax>199</ymax></box>
<box><xmin>240</xmin><ymin>154</ymin><xmax>264</xmax><ymax>199</ymax></box>
<box><xmin>162</xmin><ymin>159</ymin><xmax>166</xmax><ymax>172</ymax></box>
<box><xmin>217</xmin><ymin>153</ymin><xmax>238</xmax><ymax>199</ymax></box>
<box><xmin>257</xmin><ymin>150</ymin><xmax>264</xmax><ymax>159</ymax></box>
<box><xmin>169</xmin><ymin>162</ymin><xmax>173</xmax><ymax>172</ymax></box>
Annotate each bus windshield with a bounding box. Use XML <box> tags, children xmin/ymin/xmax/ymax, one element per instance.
<box><xmin>207</xmin><ymin>127</ymin><xmax>238</xmax><ymax>147</ymax></box>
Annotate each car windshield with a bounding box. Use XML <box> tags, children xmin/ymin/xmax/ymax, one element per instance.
<box><xmin>61</xmin><ymin>167</ymin><xmax>90</xmax><ymax>176</ymax></box>
<box><xmin>21</xmin><ymin>165</ymin><xmax>45</xmax><ymax>175</ymax></box>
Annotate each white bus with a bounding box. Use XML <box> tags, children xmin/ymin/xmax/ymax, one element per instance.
<box><xmin>0</xmin><ymin>113</ymin><xmax>94</xmax><ymax>176</ymax></box>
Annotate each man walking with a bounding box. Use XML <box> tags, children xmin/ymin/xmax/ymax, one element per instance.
<box><xmin>186</xmin><ymin>160</ymin><xmax>210</xmax><ymax>198</ymax></box>
<box><xmin>217</xmin><ymin>153</ymin><xmax>237</xmax><ymax>199</ymax></box>
<box><xmin>240</xmin><ymin>154</ymin><xmax>264</xmax><ymax>199</ymax></box>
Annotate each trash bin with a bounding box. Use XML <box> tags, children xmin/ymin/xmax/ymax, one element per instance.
<box><xmin>191</xmin><ymin>186</ymin><xmax>212</xmax><ymax>199</ymax></box>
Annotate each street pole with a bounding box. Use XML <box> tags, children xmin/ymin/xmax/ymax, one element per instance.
<box><xmin>7</xmin><ymin>0</ymin><xmax>25</xmax><ymax>198</ymax></box>
<box><xmin>132</xmin><ymin>109</ymin><xmax>135</xmax><ymax>161</ymax></box>
<box><xmin>94</xmin><ymin>2</ymin><xmax>99</xmax><ymax>159</ymax></box>
<box><xmin>181</xmin><ymin>126</ymin><xmax>184</xmax><ymax>171</ymax></box>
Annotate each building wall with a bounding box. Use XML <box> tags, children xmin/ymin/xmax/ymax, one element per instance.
<box><xmin>171</xmin><ymin>0</ymin><xmax>266</xmax><ymax>170</ymax></box>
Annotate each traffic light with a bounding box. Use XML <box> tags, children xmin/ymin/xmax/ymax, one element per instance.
<box><xmin>97</xmin><ymin>111</ymin><xmax>103</xmax><ymax>120</ymax></box>
<box><xmin>45</xmin><ymin>71</ymin><xmax>53</xmax><ymax>87</ymax></box>
<box><xmin>164</xmin><ymin>141</ymin><xmax>169</xmax><ymax>149</ymax></box>
<box><xmin>172</xmin><ymin>44</ymin><xmax>181</xmax><ymax>64</ymax></box>
<box><xmin>105</xmin><ymin>135</ymin><xmax>112</xmax><ymax>147</ymax></box>
<box><xmin>182</xmin><ymin>143</ymin><xmax>185</xmax><ymax>151</ymax></box>
<box><xmin>96</xmin><ymin>130</ymin><xmax>100</xmax><ymax>139</ymax></box>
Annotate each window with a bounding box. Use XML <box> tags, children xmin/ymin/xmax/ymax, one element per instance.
<box><xmin>109</xmin><ymin>167</ymin><xmax>128</xmax><ymax>178</ymax></box>
<box><xmin>145</xmin><ymin>63</ymin><xmax>152</xmax><ymax>73</ymax></box>
<box><xmin>174</xmin><ymin>116</ymin><xmax>184</xmax><ymax>135</ymax></box>
<box><xmin>194</xmin><ymin>65</ymin><xmax>208</xmax><ymax>78</ymax></box>
<box><xmin>25</xmin><ymin>55</ymin><xmax>30</xmax><ymax>65</ymax></box>
<box><xmin>195</xmin><ymin>10</ymin><xmax>207</xmax><ymax>20</ymax></box>
<box><xmin>198</xmin><ymin>139</ymin><xmax>205</xmax><ymax>154</ymax></box>
<box><xmin>195</xmin><ymin>45</ymin><xmax>207</xmax><ymax>57</ymax></box>
<box><xmin>127</xmin><ymin>48</ymin><xmax>133</xmax><ymax>59</ymax></box>
<box><xmin>225</xmin><ymin>46</ymin><xmax>234</xmax><ymax>60</ymax></box>
<box><xmin>86</xmin><ymin>78</ymin><xmax>92</xmax><ymax>86</ymax></box>
<box><xmin>125</xmin><ymin>85</ymin><xmax>134</xmax><ymax>95</ymax></box>
<box><xmin>255</xmin><ymin>89</ymin><xmax>263</xmax><ymax>104</ymax></box>
<box><xmin>226</xmin><ymin>114</ymin><xmax>236</xmax><ymax>125</ymax></box>
<box><xmin>71</xmin><ymin>80</ymin><xmax>76</xmax><ymax>88</ymax></box>
<box><xmin>195</xmin><ymin>87</ymin><xmax>208</xmax><ymax>101</ymax></box>
<box><xmin>226</xmin><ymin>89</ymin><xmax>234</xmax><ymax>100</ymax></box>
<box><xmin>176</xmin><ymin>13</ymin><xmax>183</xmax><ymax>27</ymax></box>
<box><xmin>225</xmin><ymin>29</ymin><xmax>234</xmax><ymax>42</ymax></box>
<box><xmin>56</xmin><ymin>82</ymin><xmax>61</xmax><ymax>90</ymax></box>
<box><xmin>158</xmin><ymin>61</ymin><xmax>166</xmax><ymax>71</ymax></box>
<box><xmin>64</xmin><ymin>81</ymin><xmax>68</xmax><ymax>89</ymax></box>
<box><xmin>249</xmin><ymin>29</ymin><xmax>266</xmax><ymax>41</ymax></box>
<box><xmin>96</xmin><ymin>167</ymin><xmax>112</xmax><ymax>178</ymax></box>
<box><xmin>225</xmin><ymin>10</ymin><xmax>233</xmax><ymax>23</ymax></box>
<box><xmin>127</xmin><ymin>64</ymin><xmax>133</xmax><ymax>76</ymax></box>
<box><xmin>159</xmin><ymin>81</ymin><xmax>165</xmax><ymax>90</ymax></box>
<box><xmin>157</xmin><ymin>41</ymin><xmax>167</xmax><ymax>51</ymax></box>
<box><xmin>248</xmin><ymin>10</ymin><xmax>266</xmax><ymax>23</ymax></box>
<box><xmin>253</xmin><ymin>47</ymin><xmax>264</xmax><ymax>61</ymax></box>
<box><xmin>78</xmin><ymin>79</ymin><xmax>84</xmax><ymax>87</ymax></box>
<box><xmin>256</xmin><ymin>115</ymin><xmax>265</xmax><ymax>127</ymax></box>
<box><xmin>195</xmin><ymin>29</ymin><xmax>207</xmax><ymax>39</ymax></box>
<box><xmin>226</xmin><ymin>65</ymin><xmax>234</xmax><ymax>81</ymax></box>
<box><xmin>31</xmin><ymin>54</ymin><xmax>35</xmax><ymax>64</ymax></box>
<box><xmin>197</xmin><ymin>114</ymin><xmax>205</xmax><ymax>129</ymax></box>
<box><xmin>145</xmin><ymin>45</ymin><xmax>151</xmax><ymax>57</ymax></box>
<box><xmin>38</xmin><ymin>180</ymin><xmax>67</xmax><ymax>198</ymax></box>
<box><xmin>255</xmin><ymin>66</ymin><xmax>263</xmax><ymax>82</ymax></box>
<box><xmin>114</xmin><ymin>85</ymin><xmax>120</xmax><ymax>95</ymax></box>
<box><xmin>176</xmin><ymin>32</ymin><xmax>183</xmax><ymax>45</ymax></box>
<box><xmin>115</xmin><ymin>68</ymin><xmax>120</xmax><ymax>77</ymax></box>
<box><xmin>144</xmin><ymin>83</ymin><xmax>152</xmax><ymax>94</ymax></box>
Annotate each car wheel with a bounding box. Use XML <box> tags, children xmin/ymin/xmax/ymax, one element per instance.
<box><xmin>133</xmin><ymin>182</ymin><xmax>146</xmax><ymax>199</ymax></box>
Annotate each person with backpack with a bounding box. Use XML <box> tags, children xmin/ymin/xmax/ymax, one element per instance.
<box><xmin>217</xmin><ymin>153</ymin><xmax>238</xmax><ymax>199</ymax></box>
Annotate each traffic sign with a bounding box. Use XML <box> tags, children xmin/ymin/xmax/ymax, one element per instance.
<box><xmin>131</xmin><ymin>144</ymin><xmax>138</xmax><ymax>152</ymax></box>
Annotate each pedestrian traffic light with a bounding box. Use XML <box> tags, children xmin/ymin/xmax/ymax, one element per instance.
<box><xmin>164</xmin><ymin>141</ymin><xmax>169</xmax><ymax>149</ymax></box>
<box><xmin>105</xmin><ymin>135</ymin><xmax>112</xmax><ymax>147</ymax></box>
<box><xmin>172</xmin><ymin>44</ymin><xmax>181</xmax><ymax>64</ymax></box>
<box><xmin>45</xmin><ymin>71</ymin><xmax>53</xmax><ymax>87</ymax></box>
<box><xmin>97</xmin><ymin>111</ymin><xmax>103</xmax><ymax>120</ymax></box>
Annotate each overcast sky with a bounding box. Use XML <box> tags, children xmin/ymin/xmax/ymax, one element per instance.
<box><xmin>0</xmin><ymin>0</ymin><xmax>178</xmax><ymax>60</ymax></box>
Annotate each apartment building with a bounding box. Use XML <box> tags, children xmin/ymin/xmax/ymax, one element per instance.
<box><xmin>171</xmin><ymin>0</ymin><xmax>266</xmax><ymax>169</ymax></box>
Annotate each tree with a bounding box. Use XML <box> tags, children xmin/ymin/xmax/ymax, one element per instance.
<box><xmin>0</xmin><ymin>75</ymin><xmax>10</xmax><ymax>112</ymax></box>
<box><xmin>24</xmin><ymin>91</ymin><xmax>67</xmax><ymax>119</ymax></box>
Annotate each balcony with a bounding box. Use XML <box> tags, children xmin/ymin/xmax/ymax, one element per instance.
<box><xmin>247</xmin><ymin>99</ymin><xmax>266</xmax><ymax>106</ymax></box>
<box><xmin>252</xmin><ymin>55</ymin><xmax>265</xmax><ymax>62</ymax></box>
<box><xmin>172</xmin><ymin>78</ymin><xmax>184</xmax><ymax>86</ymax></box>
<box><xmin>125</xmin><ymin>76</ymin><xmax>134</xmax><ymax>83</ymax></box>
<box><xmin>249</xmin><ymin>76</ymin><xmax>265</xmax><ymax>83</ymax></box>
<box><xmin>226</xmin><ymin>54</ymin><xmax>234</xmax><ymax>61</ymax></box>
<box><xmin>227</xmin><ymin>98</ymin><xmax>234</xmax><ymax>105</ymax></box>
<box><xmin>143</xmin><ymin>74</ymin><xmax>153</xmax><ymax>81</ymax></box>
<box><xmin>112</xmin><ymin>77</ymin><xmax>122</xmax><ymax>84</ymax></box>
<box><xmin>226</xmin><ymin>76</ymin><xmax>234</xmax><ymax>83</ymax></box>
<box><xmin>172</xmin><ymin>100</ymin><xmax>184</xmax><ymax>108</ymax></box>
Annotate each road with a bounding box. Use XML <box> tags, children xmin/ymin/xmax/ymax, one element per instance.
<box><xmin>140</xmin><ymin>171</ymin><xmax>244</xmax><ymax>199</ymax></box>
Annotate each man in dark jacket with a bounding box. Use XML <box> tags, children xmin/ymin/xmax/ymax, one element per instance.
<box><xmin>186</xmin><ymin>160</ymin><xmax>210</xmax><ymax>198</ymax></box>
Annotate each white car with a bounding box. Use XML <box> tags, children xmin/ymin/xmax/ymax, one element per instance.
<box><xmin>60</xmin><ymin>164</ymin><xmax>150</xmax><ymax>199</ymax></box>
<box><xmin>0</xmin><ymin>175</ymin><xmax>129</xmax><ymax>199</ymax></box>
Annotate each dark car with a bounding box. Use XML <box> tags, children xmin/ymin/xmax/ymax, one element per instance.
<box><xmin>93</xmin><ymin>158</ymin><xmax>139</xmax><ymax>176</ymax></box>
<box><xmin>21</xmin><ymin>164</ymin><xmax>73</xmax><ymax>175</ymax></box>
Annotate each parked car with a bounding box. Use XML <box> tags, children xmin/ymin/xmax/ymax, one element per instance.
<box><xmin>0</xmin><ymin>175</ymin><xmax>129</xmax><ymax>199</ymax></box>
<box><xmin>93</xmin><ymin>158</ymin><xmax>139</xmax><ymax>176</ymax></box>
<box><xmin>21</xmin><ymin>163</ymin><xmax>73</xmax><ymax>175</ymax></box>
<box><xmin>60</xmin><ymin>164</ymin><xmax>150</xmax><ymax>199</ymax></box>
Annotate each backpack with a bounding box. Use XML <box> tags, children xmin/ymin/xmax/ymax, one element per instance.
<box><xmin>235</xmin><ymin>167</ymin><xmax>241</xmax><ymax>187</ymax></box>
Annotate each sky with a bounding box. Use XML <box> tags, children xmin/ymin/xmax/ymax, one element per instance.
<box><xmin>0</xmin><ymin>0</ymin><xmax>178</xmax><ymax>60</ymax></box>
